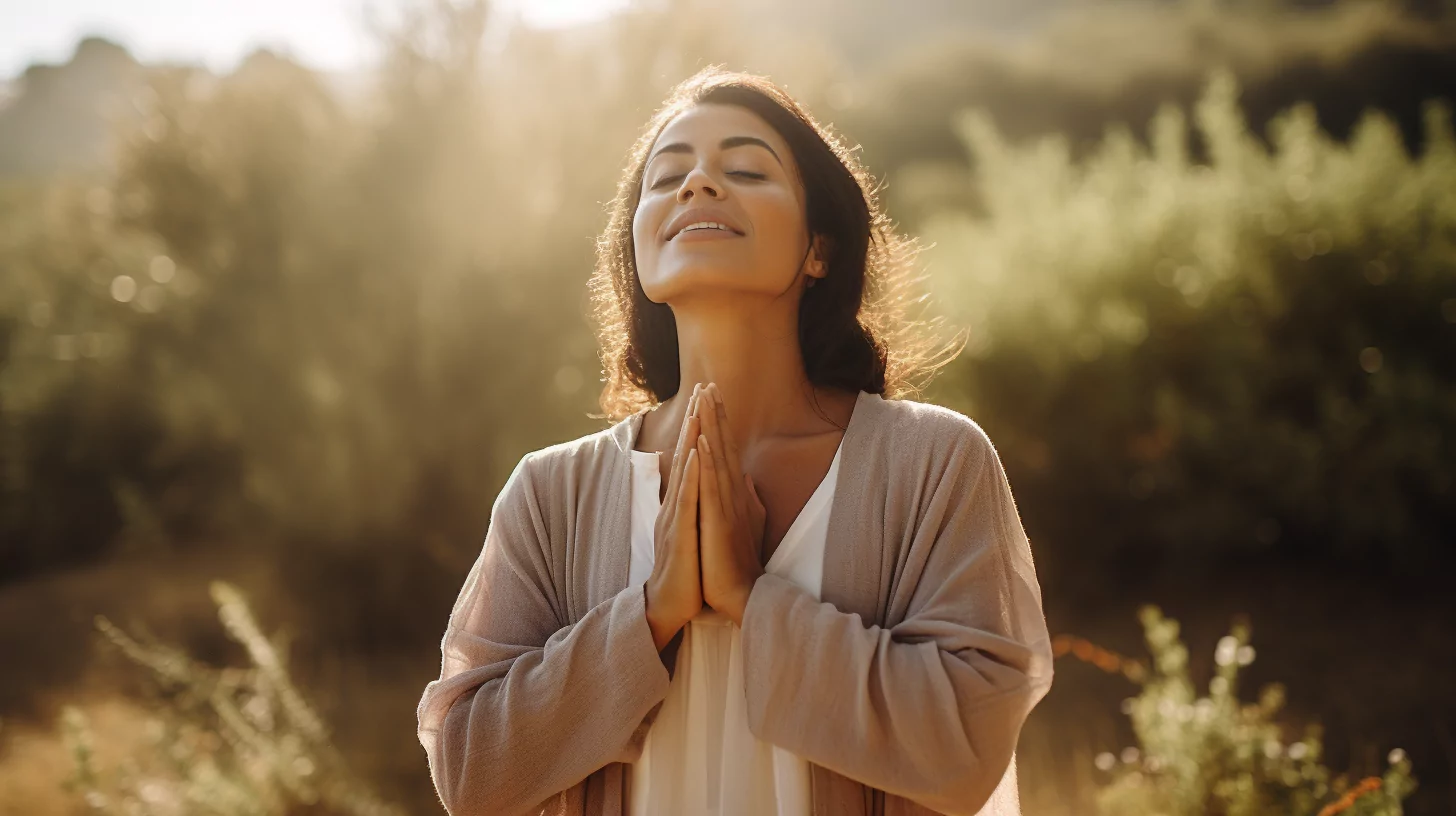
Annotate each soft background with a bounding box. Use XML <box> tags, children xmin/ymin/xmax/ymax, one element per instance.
<box><xmin>1</xmin><ymin>1</ymin><xmax>1452</xmax><ymax>814</ymax></box>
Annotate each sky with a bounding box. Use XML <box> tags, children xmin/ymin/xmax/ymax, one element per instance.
<box><xmin>0</xmin><ymin>0</ymin><xmax>632</xmax><ymax>79</ymax></box>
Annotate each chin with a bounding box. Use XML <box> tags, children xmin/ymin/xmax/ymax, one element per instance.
<box><xmin>641</xmin><ymin>264</ymin><xmax>778</xmax><ymax>302</ymax></box>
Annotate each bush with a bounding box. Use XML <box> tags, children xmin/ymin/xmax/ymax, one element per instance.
<box><xmin>921</xmin><ymin>70</ymin><xmax>1456</xmax><ymax>577</ymax></box>
<box><xmin>1055</xmin><ymin>606</ymin><xmax>1418</xmax><ymax>815</ymax></box>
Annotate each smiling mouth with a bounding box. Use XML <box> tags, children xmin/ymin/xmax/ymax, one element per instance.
<box><xmin>669</xmin><ymin>221</ymin><xmax>744</xmax><ymax>241</ymax></box>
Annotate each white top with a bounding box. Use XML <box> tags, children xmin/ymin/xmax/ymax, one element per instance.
<box><xmin>626</xmin><ymin>436</ymin><xmax>845</xmax><ymax>816</ymax></box>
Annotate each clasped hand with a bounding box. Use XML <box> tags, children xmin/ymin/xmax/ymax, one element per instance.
<box><xmin>644</xmin><ymin>382</ymin><xmax>767</xmax><ymax>647</ymax></box>
<box><xmin>693</xmin><ymin>382</ymin><xmax>768</xmax><ymax>625</ymax></box>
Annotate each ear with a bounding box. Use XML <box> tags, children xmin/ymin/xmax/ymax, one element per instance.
<box><xmin>805</xmin><ymin>233</ymin><xmax>831</xmax><ymax>282</ymax></box>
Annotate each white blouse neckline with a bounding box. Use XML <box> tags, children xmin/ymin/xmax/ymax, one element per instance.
<box><xmin>627</xmin><ymin>436</ymin><xmax>845</xmax><ymax>574</ymax></box>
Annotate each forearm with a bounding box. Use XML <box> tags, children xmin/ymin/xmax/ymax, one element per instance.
<box><xmin>418</xmin><ymin>582</ymin><xmax>671</xmax><ymax>815</ymax></box>
<box><xmin>643</xmin><ymin>583</ymin><xmax>686</xmax><ymax>651</ymax></box>
<box><xmin>738</xmin><ymin>574</ymin><xmax>1042</xmax><ymax>815</ymax></box>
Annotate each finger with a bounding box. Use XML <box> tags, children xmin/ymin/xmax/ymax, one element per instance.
<box><xmin>675</xmin><ymin>384</ymin><xmax>700</xmax><ymax>466</ymax></box>
<box><xmin>696</xmin><ymin>434</ymin><xmax>722</xmax><ymax>523</ymax></box>
<box><xmin>709</xmin><ymin>402</ymin><xmax>736</xmax><ymax>515</ymax></box>
<box><xmin>697</xmin><ymin>388</ymin><xmax>733</xmax><ymax>516</ymax></box>
<box><xmin>665</xmin><ymin>387</ymin><xmax>691</xmax><ymax>503</ymax></box>
<box><xmin>664</xmin><ymin>384</ymin><xmax>700</xmax><ymax>508</ymax></box>
<box><xmin>678</xmin><ymin>447</ymin><xmax>699</xmax><ymax>531</ymax></box>
<box><xmin>667</xmin><ymin>414</ymin><xmax>699</xmax><ymax>512</ymax></box>
<box><xmin>711</xmin><ymin>385</ymin><xmax>748</xmax><ymax>517</ymax></box>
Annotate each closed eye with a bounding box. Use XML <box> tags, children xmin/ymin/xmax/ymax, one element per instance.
<box><xmin>650</xmin><ymin>171</ymin><xmax>768</xmax><ymax>190</ymax></box>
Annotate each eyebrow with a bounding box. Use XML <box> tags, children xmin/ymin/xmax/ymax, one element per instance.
<box><xmin>647</xmin><ymin>135</ymin><xmax>783</xmax><ymax>168</ymax></box>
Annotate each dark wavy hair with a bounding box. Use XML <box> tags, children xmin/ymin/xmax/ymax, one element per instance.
<box><xmin>589</xmin><ymin>66</ymin><xmax>962</xmax><ymax>423</ymax></box>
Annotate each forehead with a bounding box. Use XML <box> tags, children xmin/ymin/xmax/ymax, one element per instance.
<box><xmin>651</xmin><ymin>103</ymin><xmax>795</xmax><ymax>169</ymax></box>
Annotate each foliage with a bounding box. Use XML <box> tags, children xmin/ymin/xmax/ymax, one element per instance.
<box><xmin>922</xmin><ymin>70</ymin><xmax>1456</xmax><ymax>576</ymax></box>
<box><xmin>61</xmin><ymin>581</ymin><xmax>403</xmax><ymax>816</ymax></box>
<box><xmin>1057</xmin><ymin>606</ymin><xmax>1419</xmax><ymax>816</ymax></box>
<box><xmin>0</xmin><ymin>0</ymin><xmax>824</xmax><ymax>617</ymax></box>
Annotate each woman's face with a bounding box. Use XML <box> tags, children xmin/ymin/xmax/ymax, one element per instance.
<box><xmin>632</xmin><ymin>103</ymin><xmax>820</xmax><ymax>304</ymax></box>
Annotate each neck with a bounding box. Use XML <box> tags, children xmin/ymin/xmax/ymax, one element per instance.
<box><xmin>666</xmin><ymin>300</ymin><xmax>828</xmax><ymax>449</ymax></box>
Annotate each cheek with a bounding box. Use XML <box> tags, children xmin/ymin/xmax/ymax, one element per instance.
<box><xmin>748</xmin><ymin>188</ymin><xmax>807</xmax><ymax>260</ymax></box>
<box><xmin>631</xmin><ymin>202</ymin><xmax>659</xmax><ymax>268</ymax></box>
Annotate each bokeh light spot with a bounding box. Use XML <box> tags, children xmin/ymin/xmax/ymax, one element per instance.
<box><xmin>150</xmin><ymin>255</ymin><xmax>177</xmax><ymax>283</ymax></box>
<box><xmin>1365</xmin><ymin>260</ymin><xmax>1391</xmax><ymax>285</ymax></box>
<box><xmin>111</xmin><ymin>275</ymin><xmax>137</xmax><ymax>303</ymax></box>
<box><xmin>1359</xmin><ymin>346</ymin><xmax>1383</xmax><ymax>373</ymax></box>
<box><xmin>554</xmin><ymin>365</ymin><xmax>583</xmax><ymax>394</ymax></box>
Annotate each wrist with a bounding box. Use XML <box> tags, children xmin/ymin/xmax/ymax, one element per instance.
<box><xmin>647</xmin><ymin>613</ymin><xmax>679</xmax><ymax>652</ymax></box>
<box><xmin>643</xmin><ymin>582</ymin><xmax>687</xmax><ymax>651</ymax></box>
<box><xmin>724</xmin><ymin>573</ymin><xmax>763</xmax><ymax>627</ymax></box>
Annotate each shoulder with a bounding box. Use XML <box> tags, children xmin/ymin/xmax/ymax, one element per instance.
<box><xmin>872</xmin><ymin>395</ymin><xmax>1001</xmax><ymax>473</ymax></box>
<box><xmin>486</xmin><ymin>422</ymin><xmax>624</xmax><ymax>542</ymax></box>
<box><xmin>503</xmin><ymin>419</ymin><xmax>627</xmax><ymax>493</ymax></box>
<box><xmin>873</xmin><ymin>398</ymin><xmax>1027</xmax><ymax>540</ymax></box>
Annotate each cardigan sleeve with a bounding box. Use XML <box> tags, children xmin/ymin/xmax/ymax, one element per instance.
<box><xmin>738</xmin><ymin>420</ymin><xmax>1054</xmax><ymax>816</ymax></box>
<box><xmin>416</xmin><ymin>453</ymin><xmax>672</xmax><ymax>816</ymax></box>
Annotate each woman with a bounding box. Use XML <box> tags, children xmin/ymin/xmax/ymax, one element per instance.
<box><xmin>417</xmin><ymin>67</ymin><xmax>1054</xmax><ymax>816</ymax></box>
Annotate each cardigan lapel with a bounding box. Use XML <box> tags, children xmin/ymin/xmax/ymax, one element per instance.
<box><xmin>594</xmin><ymin>405</ymin><xmax>651</xmax><ymax>614</ymax></box>
<box><xmin>819</xmin><ymin>389</ymin><xmax>889</xmax><ymax>625</ymax></box>
<box><xmin>813</xmin><ymin>389</ymin><xmax>889</xmax><ymax>816</ymax></box>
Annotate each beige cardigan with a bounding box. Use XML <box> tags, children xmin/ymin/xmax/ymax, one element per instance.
<box><xmin>417</xmin><ymin>390</ymin><xmax>1054</xmax><ymax>816</ymax></box>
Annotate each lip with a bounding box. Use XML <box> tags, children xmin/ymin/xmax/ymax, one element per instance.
<box><xmin>664</xmin><ymin>207</ymin><xmax>746</xmax><ymax>242</ymax></box>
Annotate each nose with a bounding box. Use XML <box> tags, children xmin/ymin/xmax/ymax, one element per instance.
<box><xmin>676</xmin><ymin>164</ymin><xmax>723</xmax><ymax>202</ymax></box>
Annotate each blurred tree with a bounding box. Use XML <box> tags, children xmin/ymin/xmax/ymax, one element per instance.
<box><xmin>0</xmin><ymin>0</ymin><xmax>831</xmax><ymax>649</ymax></box>
<box><xmin>0</xmin><ymin>37</ymin><xmax>145</xmax><ymax>180</ymax></box>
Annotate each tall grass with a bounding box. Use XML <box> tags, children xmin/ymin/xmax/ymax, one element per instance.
<box><xmin>62</xmin><ymin>582</ymin><xmax>403</xmax><ymax>816</ymax></box>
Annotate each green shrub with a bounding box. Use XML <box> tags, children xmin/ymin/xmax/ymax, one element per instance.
<box><xmin>922</xmin><ymin>70</ymin><xmax>1456</xmax><ymax>576</ymax></box>
<box><xmin>1062</xmin><ymin>605</ymin><xmax>1418</xmax><ymax>816</ymax></box>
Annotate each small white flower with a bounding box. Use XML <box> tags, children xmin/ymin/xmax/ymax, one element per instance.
<box><xmin>1095</xmin><ymin>752</ymin><xmax>1116</xmax><ymax>771</ymax></box>
<box><xmin>1121</xmin><ymin>746</ymin><xmax>1140</xmax><ymax>764</ymax></box>
<box><xmin>1237</xmin><ymin>645</ymin><xmax>1256</xmax><ymax>666</ymax></box>
<box><xmin>1289</xmin><ymin>742</ymin><xmax>1309</xmax><ymax>760</ymax></box>
<box><xmin>1388</xmin><ymin>748</ymin><xmax>1406</xmax><ymax>765</ymax></box>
